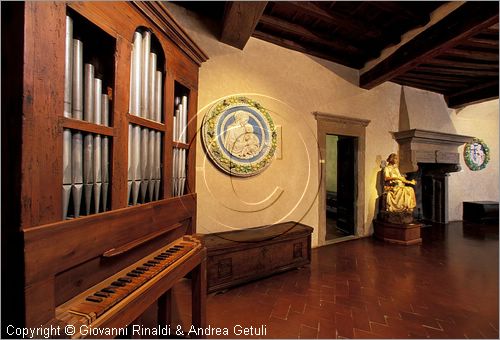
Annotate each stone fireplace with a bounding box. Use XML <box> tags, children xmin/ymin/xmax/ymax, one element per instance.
<box><xmin>393</xmin><ymin>129</ymin><xmax>472</xmax><ymax>224</ymax></box>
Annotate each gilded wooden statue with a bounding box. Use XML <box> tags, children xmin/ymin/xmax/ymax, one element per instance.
<box><xmin>383</xmin><ymin>153</ymin><xmax>416</xmax><ymax>212</ymax></box>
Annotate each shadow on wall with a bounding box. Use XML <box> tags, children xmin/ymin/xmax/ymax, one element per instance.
<box><xmin>368</xmin><ymin>155</ymin><xmax>386</xmax><ymax>235</ymax></box>
<box><xmin>308</xmin><ymin>55</ymin><xmax>359</xmax><ymax>87</ymax></box>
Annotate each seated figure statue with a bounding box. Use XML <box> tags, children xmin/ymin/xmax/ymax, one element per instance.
<box><xmin>383</xmin><ymin>153</ymin><xmax>416</xmax><ymax>212</ymax></box>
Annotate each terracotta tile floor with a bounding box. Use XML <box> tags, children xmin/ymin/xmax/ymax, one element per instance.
<box><xmin>171</xmin><ymin>221</ymin><xmax>498</xmax><ymax>338</ymax></box>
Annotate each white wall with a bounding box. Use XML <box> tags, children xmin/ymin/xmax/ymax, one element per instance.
<box><xmin>448</xmin><ymin>101</ymin><xmax>499</xmax><ymax>221</ymax></box>
<box><xmin>167</xmin><ymin>4</ymin><xmax>499</xmax><ymax>246</ymax></box>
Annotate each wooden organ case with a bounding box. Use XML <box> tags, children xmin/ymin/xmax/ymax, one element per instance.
<box><xmin>2</xmin><ymin>2</ymin><xmax>208</xmax><ymax>336</ymax></box>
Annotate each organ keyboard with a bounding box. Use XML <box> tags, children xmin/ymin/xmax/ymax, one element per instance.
<box><xmin>53</xmin><ymin>236</ymin><xmax>204</xmax><ymax>338</ymax></box>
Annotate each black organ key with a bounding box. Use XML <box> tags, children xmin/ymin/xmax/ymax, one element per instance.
<box><xmin>102</xmin><ymin>287</ymin><xmax>116</xmax><ymax>294</ymax></box>
<box><xmin>143</xmin><ymin>263</ymin><xmax>155</xmax><ymax>267</ymax></box>
<box><xmin>94</xmin><ymin>292</ymin><xmax>109</xmax><ymax>298</ymax></box>
<box><xmin>86</xmin><ymin>296</ymin><xmax>103</xmax><ymax>303</ymax></box>
<box><xmin>148</xmin><ymin>260</ymin><xmax>160</xmax><ymax>265</ymax></box>
<box><xmin>111</xmin><ymin>281</ymin><xmax>126</xmax><ymax>287</ymax></box>
<box><xmin>118</xmin><ymin>277</ymin><xmax>132</xmax><ymax>283</ymax></box>
<box><xmin>127</xmin><ymin>272</ymin><xmax>140</xmax><ymax>277</ymax></box>
<box><xmin>136</xmin><ymin>266</ymin><xmax>148</xmax><ymax>271</ymax></box>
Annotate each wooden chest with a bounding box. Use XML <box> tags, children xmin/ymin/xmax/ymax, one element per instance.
<box><xmin>202</xmin><ymin>222</ymin><xmax>313</xmax><ymax>293</ymax></box>
<box><xmin>463</xmin><ymin>201</ymin><xmax>499</xmax><ymax>223</ymax></box>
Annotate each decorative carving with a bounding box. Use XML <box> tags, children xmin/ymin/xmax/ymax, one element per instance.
<box><xmin>202</xmin><ymin>96</ymin><xmax>277</xmax><ymax>177</ymax></box>
<box><xmin>217</xmin><ymin>258</ymin><xmax>233</xmax><ymax>279</ymax></box>
<box><xmin>293</xmin><ymin>242</ymin><xmax>303</xmax><ymax>259</ymax></box>
<box><xmin>464</xmin><ymin>138</ymin><xmax>490</xmax><ymax>171</ymax></box>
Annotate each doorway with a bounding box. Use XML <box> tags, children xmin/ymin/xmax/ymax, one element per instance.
<box><xmin>315</xmin><ymin>112</ymin><xmax>370</xmax><ymax>246</ymax></box>
<box><xmin>325</xmin><ymin>135</ymin><xmax>357</xmax><ymax>240</ymax></box>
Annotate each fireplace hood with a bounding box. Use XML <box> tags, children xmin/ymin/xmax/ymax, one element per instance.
<box><xmin>393</xmin><ymin>129</ymin><xmax>473</xmax><ymax>173</ymax></box>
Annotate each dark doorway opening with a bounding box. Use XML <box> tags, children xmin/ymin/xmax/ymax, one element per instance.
<box><xmin>325</xmin><ymin>135</ymin><xmax>357</xmax><ymax>241</ymax></box>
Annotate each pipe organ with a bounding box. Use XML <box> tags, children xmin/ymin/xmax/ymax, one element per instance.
<box><xmin>3</xmin><ymin>1</ymin><xmax>208</xmax><ymax>335</ymax></box>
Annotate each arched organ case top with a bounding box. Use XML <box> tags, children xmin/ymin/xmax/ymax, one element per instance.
<box><xmin>4</xmin><ymin>1</ymin><xmax>208</xmax><ymax>331</ymax></box>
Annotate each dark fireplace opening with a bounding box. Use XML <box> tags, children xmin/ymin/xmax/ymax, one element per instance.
<box><xmin>413</xmin><ymin>163</ymin><xmax>460</xmax><ymax>224</ymax></box>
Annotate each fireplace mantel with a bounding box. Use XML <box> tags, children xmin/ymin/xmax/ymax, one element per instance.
<box><xmin>393</xmin><ymin>129</ymin><xmax>473</xmax><ymax>173</ymax></box>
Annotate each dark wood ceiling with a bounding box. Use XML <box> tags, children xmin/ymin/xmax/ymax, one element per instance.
<box><xmin>173</xmin><ymin>1</ymin><xmax>499</xmax><ymax>108</ymax></box>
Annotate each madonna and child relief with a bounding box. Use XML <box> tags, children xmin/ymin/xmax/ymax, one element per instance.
<box><xmin>202</xmin><ymin>97</ymin><xmax>277</xmax><ymax>177</ymax></box>
<box><xmin>223</xmin><ymin>111</ymin><xmax>262</xmax><ymax>160</ymax></box>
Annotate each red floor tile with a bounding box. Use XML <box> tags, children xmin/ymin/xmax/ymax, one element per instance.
<box><xmin>170</xmin><ymin>222</ymin><xmax>498</xmax><ymax>339</ymax></box>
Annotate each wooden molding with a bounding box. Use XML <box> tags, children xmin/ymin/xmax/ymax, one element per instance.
<box><xmin>360</xmin><ymin>2</ymin><xmax>499</xmax><ymax>89</ymax></box>
<box><xmin>61</xmin><ymin>117</ymin><xmax>114</xmax><ymax>136</ymax></box>
<box><xmin>445</xmin><ymin>80</ymin><xmax>499</xmax><ymax>109</ymax></box>
<box><xmin>131</xmin><ymin>1</ymin><xmax>209</xmax><ymax>65</ymax></box>
<box><xmin>220</xmin><ymin>1</ymin><xmax>267</xmax><ymax>50</ymax></box>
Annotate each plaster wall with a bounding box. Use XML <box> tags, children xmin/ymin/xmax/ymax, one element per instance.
<box><xmin>168</xmin><ymin>5</ymin><xmax>498</xmax><ymax>246</ymax></box>
<box><xmin>447</xmin><ymin>101</ymin><xmax>499</xmax><ymax>221</ymax></box>
<box><xmin>400</xmin><ymin>87</ymin><xmax>499</xmax><ymax>221</ymax></box>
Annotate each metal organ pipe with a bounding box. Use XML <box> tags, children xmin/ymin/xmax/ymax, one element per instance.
<box><xmin>83</xmin><ymin>64</ymin><xmax>95</xmax><ymax>215</ymax></box>
<box><xmin>131</xmin><ymin>32</ymin><xmax>142</xmax><ymax>116</ymax></box>
<box><xmin>140</xmin><ymin>127</ymin><xmax>149</xmax><ymax>202</ymax></box>
<box><xmin>71</xmin><ymin>37</ymin><xmax>84</xmax><ymax>218</ymax></box>
<box><xmin>141</xmin><ymin>31</ymin><xmax>151</xmax><ymax>119</ymax></box>
<box><xmin>93</xmin><ymin>79</ymin><xmax>102</xmax><ymax>213</ymax></box>
<box><xmin>148</xmin><ymin>129</ymin><xmax>155</xmax><ymax>201</ymax></box>
<box><xmin>64</xmin><ymin>16</ymin><xmax>73</xmax><ymax>118</ymax></box>
<box><xmin>63</xmin><ymin>15</ymin><xmax>112</xmax><ymax>218</ymax></box>
<box><xmin>72</xmin><ymin>39</ymin><xmax>83</xmax><ymax>120</ymax></box>
<box><xmin>63</xmin><ymin>129</ymin><xmax>72</xmax><ymax>219</ymax></box>
<box><xmin>128</xmin><ymin>29</ymin><xmax>164</xmax><ymax>204</ymax></box>
<box><xmin>154</xmin><ymin>131</ymin><xmax>161</xmax><ymax>200</ymax></box>
<box><xmin>63</xmin><ymin>17</ymin><xmax>73</xmax><ymax>219</ymax></box>
<box><xmin>149</xmin><ymin>53</ymin><xmax>157</xmax><ymax>121</ymax></box>
<box><xmin>181</xmin><ymin>95</ymin><xmax>188</xmax><ymax>143</ymax></box>
<box><xmin>72</xmin><ymin>131</ymin><xmax>83</xmax><ymax>218</ymax></box>
<box><xmin>84</xmin><ymin>64</ymin><xmax>94</xmax><ymax>122</ymax></box>
<box><xmin>156</xmin><ymin>71</ymin><xmax>162</xmax><ymax>123</ymax></box>
<box><xmin>132</xmin><ymin>125</ymin><xmax>141</xmax><ymax>205</ymax></box>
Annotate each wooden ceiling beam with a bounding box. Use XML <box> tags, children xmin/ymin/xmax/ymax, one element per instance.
<box><xmin>442</xmin><ymin>48</ymin><xmax>499</xmax><ymax>61</ymax></box>
<box><xmin>258</xmin><ymin>14</ymin><xmax>363</xmax><ymax>56</ymax></box>
<box><xmin>252</xmin><ymin>30</ymin><xmax>363</xmax><ymax>68</ymax></box>
<box><xmin>360</xmin><ymin>2</ymin><xmax>499</xmax><ymax>89</ymax></box>
<box><xmin>220</xmin><ymin>2</ymin><xmax>268</xmax><ymax>50</ymax></box>
<box><xmin>402</xmin><ymin>72</ymin><xmax>471</xmax><ymax>83</ymax></box>
<box><xmin>445</xmin><ymin>80</ymin><xmax>499</xmax><ymax>108</ymax></box>
<box><xmin>467</xmin><ymin>37</ymin><xmax>499</xmax><ymax>47</ymax></box>
<box><xmin>427</xmin><ymin>57</ymin><xmax>499</xmax><ymax>70</ymax></box>
<box><xmin>392</xmin><ymin>79</ymin><xmax>451</xmax><ymax>93</ymax></box>
<box><xmin>414</xmin><ymin>65</ymin><xmax>498</xmax><ymax>77</ymax></box>
<box><xmin>287</xmin><ymin>1</ymin><xmax>382</xmax><ymax>38</ymax></box>
<box><xmin>368</xmin><ymin>2</ymin><xmax>430</xmax><ymax>26</ymax></box>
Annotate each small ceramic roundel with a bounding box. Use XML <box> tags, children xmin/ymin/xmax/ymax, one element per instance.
<box><xmin>464</xmin><ymin>138</ymin><xmax>490</xmax><ymax>171</ymax></box>
<box><xmin>202</xmin><ymin>96</ymin><xmax>277</xmax><ymax>177</ymax></box>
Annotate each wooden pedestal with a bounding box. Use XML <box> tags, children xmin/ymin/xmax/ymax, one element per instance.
<box><xmin>202</xmin><ymin>222</ymin><xmax>313</xmax><ymax>293</ymax></box>
<box><xmin>373</xmin><ymin>219</ymin><xmax>422</xmax><ymax>245</ymax></box>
